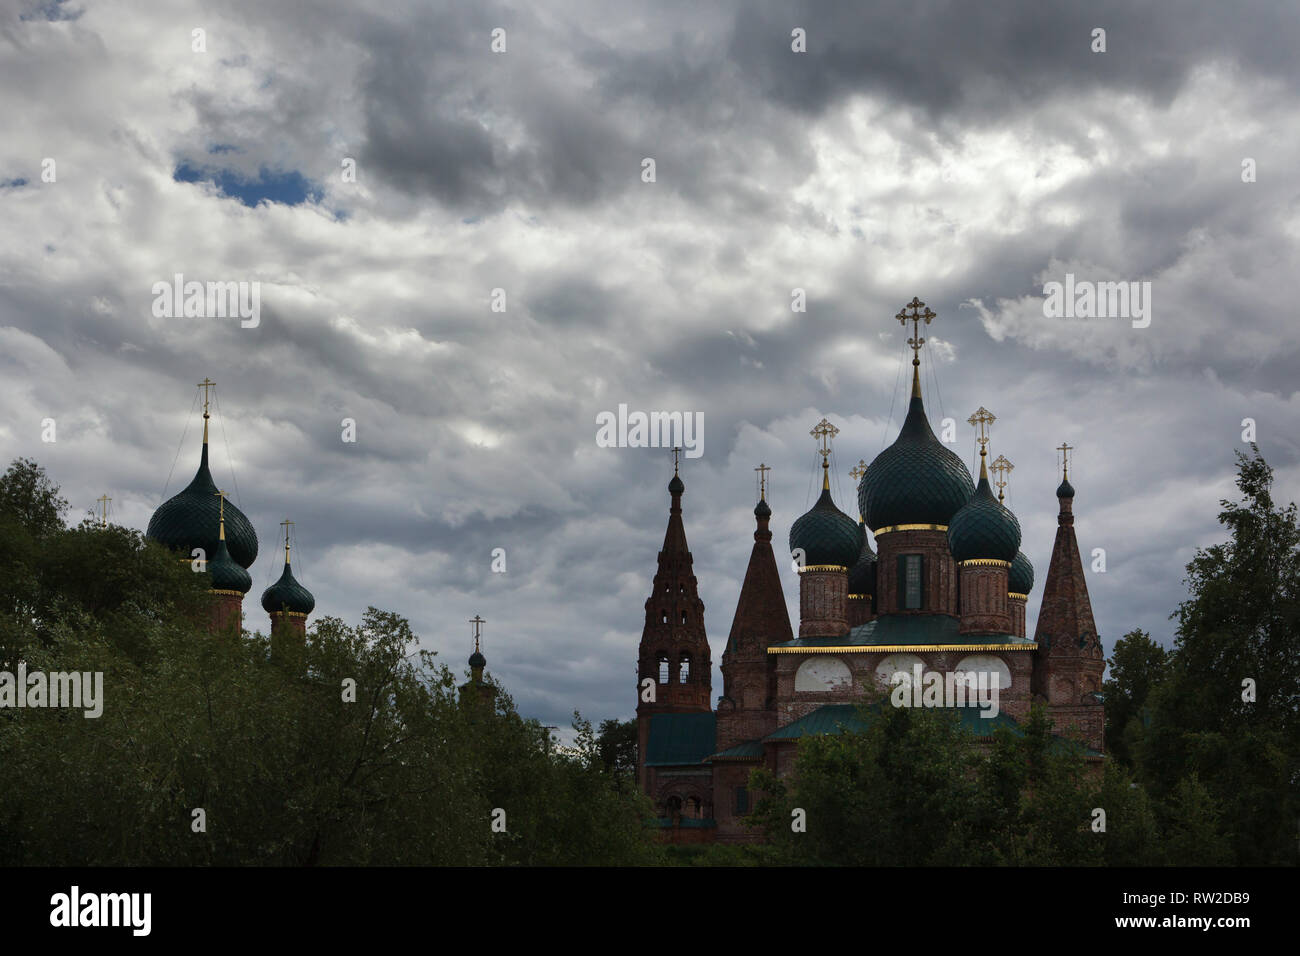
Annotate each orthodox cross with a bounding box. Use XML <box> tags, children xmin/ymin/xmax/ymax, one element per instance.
<box><xmin>671</xmin><ymin>446</ymin><xmax>682</xmax><ymax>475</ymax></box>
<box><xmin>1057</xmin><ymin>442</ymin><xmax>1074</xmax><ymax>480</ymax></box>
<box><xmin>197</xmin><ymin>378</ymin><xmax>216</xmax><ymax>416</ymax></box>
<box><xmin>967</xmin><ymin>407</ymin><xmax>996</xmax><ymax>455</ymax></box>
<box><xmin>990</xmin><ymin>455</ymin><xmax>1014</xmax><ymax>503</ymax></box>
<box><xmin>214</xmin><ymin>490</ymin><xmax>229</xmax><ymax>538</ymax></box>
<box><xmin>754</xmin><ymin>462</ymin><xmax>771</xmax><ymax>501</ymax></box>
<box><xmin>96</xmin><ymin>494</ymin><xmax>111</xmax><ymax>529</ymax></box>
<box><xmin>811</xmin><ymin>418</ymin><xmax>838</xmax><ymax>486</ymax></box>
<box><xmin>895</xmin><ymin>296</ymin><xmax>937</xmax><ymax>364</ymax></box>
<box><xmin>469</xmin><ymin>614</ymin><xmax>486</xmax><ymax>653</ymax></box>
<box><xmin>848</xmin><ymin>459</ymin><xmax>868</xmax><ymax>482</ymax></box>
<box><xmin>280</xmin><ymin>518</ymin><xmax>294</xmax><ymax>561</ymax></box>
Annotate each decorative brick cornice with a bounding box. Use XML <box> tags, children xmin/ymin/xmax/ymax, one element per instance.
<box><xmin>959</xmin><ymin>558</ymin><xmax>1011</xmax><ymax>568</ymax></box>
<box><xmin>767</xmin><ymin>642</ymin><xmax>1037</xmax><ymax>654</ymax></box>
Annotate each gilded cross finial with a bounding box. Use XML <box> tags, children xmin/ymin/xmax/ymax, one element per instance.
<box><xmin>848</xmin><ymin>459</ymin><xmax>868</xmax><ymax>482</ymax></box>
<box><xmin>895</xmin><ymin>296</ymin><xmax>937</xmax><ymax>367</ymax></box>
<box><xmin>96</xmin><ymin>494</ymin><xmax>111</xmax><ymax>529</ymax></box>
<box><xmin>280</xmin><ymin>518</ymin><xmax>294</xmax><ymax>562</ymax></box>
<box><xmin>671</xmin><ymin>447</ymin><xmax>681</xmax><ymax>475</ymax></box>
<box><xmin>214</xmin><ymin>489</ymin><xmax>228</xmax><ymax>540</ymax></box>
<box><xmin>1057</xmin><ymin>442</ymin><xmax>1074</xmax><ymax>480</ymax></box>
<box><xmin>197</xmin><ymin>378</ymin><xmax>216</xmax><ymax>417</ymax></box>
<box><xmin>469</xmin><ymin>614</ymin><xmax>486</xmax><ymax>652</ymax></box>
<box><xmin>967</xmin><ymin>407</ymin><xmax>996</xmax><ymax>456</ymax></box>
<box><xmin>990</xmin><ymin>455</ymin><xmax>1014</xmax><ymax>504</ymax></box>
<box><xmin>754</xmin><ymin>462</ymin><xmax>771</xmax><ymax>501</ymax></box>
<box><xmin>810</xmin><ymin>418</ymin><xmax>838</xmax><ymax>490</ymax></box>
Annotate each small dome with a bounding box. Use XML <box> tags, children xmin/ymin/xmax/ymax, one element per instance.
<box><xmin>668</xmin><ymin>474</ymin><xmax>684</xmax><ymax>496</ymax></box>
<box><xmin>948</xmin><ymin>466</ymin><xmax>1022</xmax><ymax>563</ymax></box>
<box><xmin>148</xmin><ymin>442</ymin><xmax>259</xmax><ymax>569</ymax></box>
<box><xmin>754</xmin><ymin>497</ymin><xmax>771</xmax><ymax>519</ymax></box>
<box><xmin>261</xmin><ymin>560</ymin><xmax>315</xmax><ymax>615</ymax></box>
<box><xmin>1057</xmin><ymin>477</ymin><xmax>1075</xmax><ymax>499</ymax></box>
<box><xmin>790</xmin><ymin>483</ymin><xmax>862</xmax><ymax>569</ymax></box>
<box><xmin>1009</xmin><ymin>551</ymin><xmax>1034</xmax><ymax>595</ymax></box>
<box><xmin>208</xmin><ymin>536</ymin><xmax>252</xmax><ymax>594</ymax></box>
<box><xmin>846</xmin><ymin>522</ymin><xmax>877</xmax><ymax>595</ymax></box>
<box><xmin>858</xmin><ymin>387</ymin><xmax>975</xmax><ymax>530</ymax></box>
<box><xmin>469</xmin><ymin>650</ymin><xmax>487</xmax><ymax>669</ymax></box>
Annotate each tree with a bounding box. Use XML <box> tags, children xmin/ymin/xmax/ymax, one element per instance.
<box><xmin>1141</xmin><ymin>446</ymin><xmax>1300</xmax><ymax>864</ymax></box>
<box><xmin>1102</xmin><ymin>629</ymin><xmax>1168</xmax><ymax>767</ymax></box>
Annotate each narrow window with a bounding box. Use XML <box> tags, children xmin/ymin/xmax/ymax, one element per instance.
<box><xmin>679</xmin><ymin>653</ymin><xmax>691</xmax><ymax>684</ymax></box>
<box><xmin>658</xmin><ymin>653</ymin><xmax>669</xmax><ymax>684</ymax></box>
<box><xmin>897</xmin><ymin>554</ymin><xmax>924</xmax><ymax>610</ymax></box>
<box><xmin>681</xmin><ymin>611</ymin><xmax>688</xmax><ymax>625</ymax></box>
<box><xmin>735</xmin><ymin>786</ymin><xmax>749</xmax><ymax>815</ymax></box>
<box><xmin>661</xmin><ymin>611</ymin><xmax>668</xmax><ymax>624</ymax></box>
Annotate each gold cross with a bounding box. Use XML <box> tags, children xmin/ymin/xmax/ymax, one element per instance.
<box><xmin>280</xmin><ymin>518</ymin><xmax>294</xmax><ymax>560</ymax></box>
<box><xmin>895</xmin><ymin>296</ymin><xmax>937</xmax><ymax>362</ymax></box>
<box><xmin>990</xmin><ymin>455</ymin><xmax>1013</xmax><ymax>503</ymax></box>
<box><xmin>671</xmin><ymin>447</ymin><xmax>682</xmax><ymax>475</ymax></box>
<box><xmin>810</xmin><ymin>418</ymin><xmax>838</xmax><ymax>462</ymax></box>
<box><xmin>1057</xmin><ymin>442</ymin><xmax>1074</xmax><ymax>480</ymax></box>
<box><xmin>469</xmin><ymin>614</ymin><xmax>486</xmax><ymax>652</ymax></box>
<box><xmin>197</xmin><ymin>378</ymin><xmax>216</xmax><ymax>416</ymax></box>
<box><xmin>848</xmin><ymin>458</ymin><xmax>868</xmax><ymax>482</ymax></box>
<box><xmin>754</xmin><ymin>462</ymin><xmax>771</xmax><ymax>500</ymax></box>
<box><xmin>967</xmin><ymin>407</ymin><xmax>996</xmax><ymax>452</ymax></box>
<box><xmin>96</xmin><ymin>494</ymin><xmax>111</xmax><ymax>529</ymax></box>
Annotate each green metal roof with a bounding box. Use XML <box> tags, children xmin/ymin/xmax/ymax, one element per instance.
<box><xmin>948</xmin><ymin>472</ymin><xmax>1021</xmax><ymax>563</ymax></box>
<box><xmin>768</xmin><ymin>613</ymin><xmax>1037</xmax><ymax>651</ymax></box>
<box><xmin>1009</xmin><ymin>550</ymin><xmax>1034</xmax><ymax>594</ymax></box>
<box><xmin>762</xmin><ymin>702</ymin><xmax>1102</xmax><ymax>756</ymax></box>
<box><xmin>707</xmin><ymin>739</ymin><xmax>765</xmax><ymax>761</ymax></box>
<box><xmin>789</xmin><ymin>484</ymin><xmax>862</xmax><ymax>569</ymax></box>
<box><xmin>644</xmin><ymin>712</ymin><xmax>717</xmax><ymax>766</ymax></box>
<box><xmin>261</xmin><ymin>559</ymin><xmax>315</xmax><ymax>614</ymax></box>
<box><xmin>148</xmin><ymin>442</ymin><xmax>259</xmax><ymax>569</ymax></box>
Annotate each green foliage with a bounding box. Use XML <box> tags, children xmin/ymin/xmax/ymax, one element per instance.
<box><xmin>1102</xmin><ymin>629</ymin><xmax>1168</xmax><ymax>767</ymax></box>
<box><xmin>1139</xmin><ymin>446</ymin><xmax>1300</xmax><ymax>865</ymax></box>
<box><xmin>0</xmin><ymin>458</ymin><xmax>660</xmax><ymax>866</ymax></box>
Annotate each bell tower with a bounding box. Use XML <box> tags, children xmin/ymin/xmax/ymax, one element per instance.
<box><xmin>636</xmin><ymin>452</ymin><xmax>712</xmax><ymax>787</ymax></box>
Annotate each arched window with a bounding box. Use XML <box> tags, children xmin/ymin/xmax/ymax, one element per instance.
<box><xmin>679</xmin><ymin>653</ymin><xmax>691</xmax><ymax>684</ymax></box>
<box><xmin>665</xmin><ymin>795</ymin><xmax>682</xmax><ymax>819</ymax></box>
<box><xmin>681</xmin><ymin>611</ymin><xmax>688</xmax><ymax>625</ymax></box>
<box><xmin>686</xmin><ymin>796</ymin><xmax>702</xmax><ymax>819</ymax></box>
<box><xmin>657</xmin><ymin>653</ymin><xmax>670</xmax><ymax>684</ymax></box>
<box><xmin>661</xmin><ymin>611</ymin><xmax>668</xmax><ymax>624</ymax></box>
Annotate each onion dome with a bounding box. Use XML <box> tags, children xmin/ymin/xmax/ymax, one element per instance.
<box><xmin>846</xmin><ymin>521</ymin><xmax>877</xmax><ymax>595</ymax></box>
<box><xmin>1056</xmin><ymin>477</ymin><xmax>1075</xmax><ymax>499</ymax></box>
<box><xmin>790</xmin><ymin>471</ymin><xmax>863</xmax><ymax>569</ymax></box>
<box><xmin>668</xmin><ymin>473</ymin><xmax>684</xmax><ymax>496</ymax></box>
<box><xmin>469</xmin><ymin>647</ymin><xmax>486</xmax><ymax>669</ymax></box>
<box><xmin>1009</xmin><ymin>550</ymin><xmax>1034</xmax><ymax>595</ymax></box>
<box><xmin>148</xmin><ymin>416</ymin><xmax>258</xmax><ymax>569</ymax></box>
<box><xmin>858</xmin><ymin>367</ymin><xmax>974</xmax><ymax>530</ymax></box>
<box><xmin>261</xmin><ymin>559</ymin><xmax>315</xmax><ymax>615</ymax></box>
<box><xmin>948</xmin><ymin>454</ymin><xmax>1022</xmax><ymax>563</ymax></box>
<box><xmin>755</xmin><ymin>497</ymin><xmax>771</xmax><ymax>519</ymax></box>
<box><xmin>208</xmin><ymin>535</ymin><xmax>252</xmax><ymax>594</ymax></box>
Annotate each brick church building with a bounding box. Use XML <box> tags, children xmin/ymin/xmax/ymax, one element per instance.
<box><xmin>635</xmin><ymin>299</ymin><xmax>1105</xmax><ymax>843</ymax></box>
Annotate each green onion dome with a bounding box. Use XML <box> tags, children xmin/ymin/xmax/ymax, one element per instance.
<box><xmin>1057</xmin><ymin>477</ymin><xmax>1075</xmax><ymax>499</ymax></box>
<box><xmin>207</xmin><ymin>535</ymin><xmax>252</xmax><ymax>594</ymax></box>
<box><xmin>755</xmin><ymin>497</ymin><xmax>771</xmax><ymax>519</ymax></box>
<box><xmin>790</xmin><ymin>477</ymin><xmax>863</xmax><ymax>569</ymax></box>
<box><xmin>668</xmin><ymin>473</ymin><xmax>685</xmax><ymax>496</ymax></box>
<box><xmin>261</xmin><ymin>559</ymin><xmax>315</xmax><ymax>615</ymax></box>
<box><xmin>1009</xmin><ymin>550</ymin><xmax>1034</xmax><ymax>595</ymax></box>
<box><xmin>148</xmin><ymin>440</ymin><xmax>258</xmax><ymax>569</ymax></box>
<box><xmin>858</xmin><ymin>376</ymin><xmax>975</xmax><ymax>530</ymax></box>
<box><xmin>948</xmin><ymin>463</ymin><xmax>1022</xmax><ymax>563</ymax></box>
<box><xmin>469</xmin><ymin>649</ymin><xmax>487</xmax><ymax>669</ymax></box>
<box><xmin>846</xmin><ymin>521</ymin><xmax>877</xmax><ymax>595</ymax></box>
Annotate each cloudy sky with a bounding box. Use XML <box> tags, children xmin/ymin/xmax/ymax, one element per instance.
<box><xmin>2</xmin><ymin>0</ymin><xmax>1298</xmax><ymax>735</ymax></box>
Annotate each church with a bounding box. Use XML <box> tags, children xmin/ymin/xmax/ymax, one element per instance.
<box><xmin>635</xmin><ymin>298</ymin><xmax>1106</xmax><ymax>843</ymax></box>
